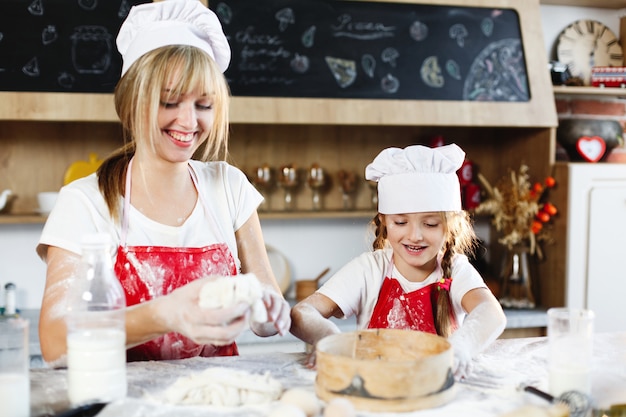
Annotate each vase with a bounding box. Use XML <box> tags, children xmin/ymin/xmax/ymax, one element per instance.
<box><xmin>498</xmin><ymin>245</ymin><xmax>536</xmax><ymax>309</ymax></box>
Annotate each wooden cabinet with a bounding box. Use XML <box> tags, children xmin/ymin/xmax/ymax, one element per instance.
<box><xmin>545</xmin><ymin>163</ymin><xmax>626</xmax><ymax>332</ymax></box>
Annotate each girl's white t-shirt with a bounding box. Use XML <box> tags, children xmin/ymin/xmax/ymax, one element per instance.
<box><xmin>317</xmin><ymin>247</ymin><xmax>487</xmax><ymax>329</ymax></box>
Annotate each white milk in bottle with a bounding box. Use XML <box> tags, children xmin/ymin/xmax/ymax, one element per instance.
<box><xmin>66</xmin><ymin>233</ymin><xmax>127</xmax><ymax>405</ymax></box>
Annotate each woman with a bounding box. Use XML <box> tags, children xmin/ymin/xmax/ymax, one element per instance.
<box><xmin>37</xmin><ymin>0</ymin><xmax>290</xmax><ymax>365</ymax></box>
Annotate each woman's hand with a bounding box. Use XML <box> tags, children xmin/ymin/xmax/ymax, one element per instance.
<box><xmin>152</xmin><ymin>277</ymin><xmax>251</xmax><ymax>346</ymax></box>
<box><xmin>250</xmin><ymin>288</ymin><xmax>291</xmax><ymax>337</ymax></box>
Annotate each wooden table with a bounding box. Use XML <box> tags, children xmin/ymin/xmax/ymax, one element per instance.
<box><xmin>30</xmin><ymin>333</ymin><xmax>626</xmax><ymax>417</ymax></box>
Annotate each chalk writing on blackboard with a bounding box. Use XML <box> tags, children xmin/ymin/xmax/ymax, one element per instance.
<box><xmin>0</xmin><ymin>0</ymin><xmax>149</xmax><ymax>93</ymax></box>
<box><xmin>211</xmin><ymin>0</ymin><xmax>530</xmax><ymax>102</ymax></box>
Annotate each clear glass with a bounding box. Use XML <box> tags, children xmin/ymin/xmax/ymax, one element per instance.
<box><xmin>66</xmin><ymin>233</ymin><xmax>127</xmax><ymax>406</ymax></box>
<box><xmin>547</xmin><ymin>307</ymin><xmax>594</xmax><ymax>397</ymax></box>
<box><xmin>0</xmin><ymin>317</ymin><xmax>29</xmax><ymax>417</ymax></box>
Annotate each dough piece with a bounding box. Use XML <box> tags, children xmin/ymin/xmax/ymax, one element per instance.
<box><xmin>198</xmin><ymin>273</ymin><xmax>267</xmax><ymax>323</ymax></box>
<box><xmin>164</xmin><ymin>367</ymin><xmax>282</xmax><ymax>406</ymax></box>
<box><xmin>280</xmin><ymin>388</ymin><xmax>321</xmax><ymax>417</ymax></box>
<box><xmin>269</xmin><ymin>403</ymin><xmax>307</xmax><ymax>417</ymax></box>
<box><xmin>324</xmin><ymin>397</ymin><xmax>356</xmax><ymax>417</ymax></box>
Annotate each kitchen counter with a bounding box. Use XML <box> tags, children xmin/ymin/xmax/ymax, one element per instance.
<box><xmin>20</xmin><ymin>306</ymin><xmax>549</xmax><ymax>362</ymax></box>
<box><xmin>30</xmin><ymin>332</ymin><xmax>626</xmax><ymax>417</ymax></box>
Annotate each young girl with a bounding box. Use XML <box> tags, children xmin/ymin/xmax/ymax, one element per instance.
<box><xmin>37</xmin><ymin>0</ymin><xmax>290</xmax><ymax>365</ymax></box>
<box><xmin>290</xmin><ymin>144</ymin><xmax>506</xmax><ymax>378</ymax></box>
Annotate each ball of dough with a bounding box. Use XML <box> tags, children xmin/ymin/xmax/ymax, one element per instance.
<box><xmin>269</xmin><ymin>403</ymin><xmax>307</xmax><ymax>417</ymax></box>
<box><xmin>324</xmin><ymin>397</ymin><xmax>356</xmax><ymax>417</ymax></box>
<box><xmin>280</xmin><ymin>388</ymin><xmax>321</xmax><ymax>417</ymax></box>
<box><xmin>198</xmin><ymin>273</ymin><xmax>267</xmax><ymax>323</ymax></box>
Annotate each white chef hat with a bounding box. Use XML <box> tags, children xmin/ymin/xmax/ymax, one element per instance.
<box><xmin>365</xmin><ymin>144</ymin><xmax>465</xmax><ymax>214</ymax></box>
<box><xmin>116</xmin><ymin>0</ymin><xmax>230</xmax><ymax>76</ymax></box>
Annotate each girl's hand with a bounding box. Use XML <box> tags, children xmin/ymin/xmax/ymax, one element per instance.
<box><xmin>303</xmin><ymin>348</ymin><xmax>317</xmax><ymax>369</ymax></box>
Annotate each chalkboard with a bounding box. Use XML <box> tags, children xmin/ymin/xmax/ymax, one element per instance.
<box><xmin>211</xmin><ymin>0</ymin><xmax>530</xmax><ymax>101</ymax></box>
<box><xmin>0</xmin><ymin>0</ymin><xmax>150</xmax><ymax>93</ymax></box>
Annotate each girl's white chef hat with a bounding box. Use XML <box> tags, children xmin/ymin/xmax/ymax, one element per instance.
<box><xmin>365</xmin><ymin>144</ymin><xmax>465</xmax><ymax>214</ymax></box>
<box><xmin>116</xmin><ymin>0</ymin><xmax>230</xmax><ymax>76</ymax></box>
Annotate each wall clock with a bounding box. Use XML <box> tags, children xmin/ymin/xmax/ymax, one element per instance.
<box><xmin>556</xmin><ymin>19</ymin><xmax>623</xmax><ymax>85</ymax></box>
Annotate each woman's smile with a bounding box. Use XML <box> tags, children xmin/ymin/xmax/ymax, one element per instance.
<box><xmin>166</xmin><ymin>130</ymin><xmax>196</xmax><ymax>145</ymax></box>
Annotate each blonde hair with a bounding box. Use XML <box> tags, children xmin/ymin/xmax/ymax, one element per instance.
<box><xmin>371</xmin><ymin>211</ymin><xmax>477</xmax><ymax>337</ymax></box>
<box><xmin>97</xmin><ymin>45</ymin><xmax>231</xmax><ymax>223</ymax></box>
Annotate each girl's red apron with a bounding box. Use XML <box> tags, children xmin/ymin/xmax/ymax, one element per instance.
<box><xmin>114</xmin><ymin>159</ymin><xmax>239</xmax><ymax>361</ymax></box>
<box><xmin>367</xmin><ymin>262</ymin><xmax>441</xmax><ymax>334</ymax></box>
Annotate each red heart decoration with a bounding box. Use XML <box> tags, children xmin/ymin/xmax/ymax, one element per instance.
<box><xmin>576</xmin><ymin>136</ymin><xmax>606</xmax><ymax>162</ymax></box>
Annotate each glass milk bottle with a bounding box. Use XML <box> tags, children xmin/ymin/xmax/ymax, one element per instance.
<box><xmin>66</xmin><ymin>233</ymin><xmax>127</xmax><ymax>406</ymax></box>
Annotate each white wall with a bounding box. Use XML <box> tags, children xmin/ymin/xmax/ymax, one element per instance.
<box><xmin>2</xmin><ymin>4</ymin><xmax>621</xmax><ymax>310</ymax></box>
<box><xmin>540</xmin><ymin>5</ymin><xmax>622</xmax><ymax>59</ymax></box>
<box><xmin>0</xmin><ymin>224</ymin><xmax>46</xmax><ymax>310</ymax></box>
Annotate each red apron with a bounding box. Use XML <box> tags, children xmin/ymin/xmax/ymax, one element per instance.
<box><xmin>114</xmin><ymin>159</ymin><xmax>239</xmax><ymax>361</ymax></box>
<box><xmin>368</xmin><ymin>277</ymin><xmax>439</xmax><ymax>334</ymax></box>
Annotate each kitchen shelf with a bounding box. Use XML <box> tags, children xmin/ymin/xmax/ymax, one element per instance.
<box><xmin>259</xmin><ymin>210</ymin><xmax>376</xmax><ymax>220</ymax></box>
<box><xmin>553</xmin><ymin>86</ymin><xmax>626</xmax><ymax>97</ymax></box>
<box><xmin>0</xmin><ymin>214</ymin><xmax>47</xmax><ymax>224</ymax></box>
<box><xmin>541</xmin><ymin>0</ymin><xmax>626</xmax><ymax>7</ymax></box>
<box><xmin>0</xmin><ymin>210</ymin><xmax>377</xmax><ymax>225</ymax></box>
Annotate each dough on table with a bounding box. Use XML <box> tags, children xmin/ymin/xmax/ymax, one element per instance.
<box><xmin>280</xmin><ymin>388</ymin><xmax>321</xmax><ymax>417</ymax></box>
<box><xmin>164</xmin><ymin>367</ymin><xmax>283</xmax><ymax>406</ymax></box>
<box><xmin>198</xmin><ymin>273</ymin><xmax>267</xmax><ymax>323</ymax></box>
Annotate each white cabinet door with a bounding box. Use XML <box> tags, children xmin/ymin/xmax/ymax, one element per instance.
<box><xmin>587</xmin><ymin>186</ymin><xmax>626</xmax><ymax>332</ymax></box>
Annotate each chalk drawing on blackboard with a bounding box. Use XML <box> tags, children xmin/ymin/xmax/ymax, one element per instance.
<box><xmin>22</xmin><ymin>57</ymin><xmax>40</xmax><ymax>77</ymax></box>
<box><xmin>290</xmin><ymin>53</ymin><xmax>310</xmax><ymax>73</ymax></box>
<box><xmin>421</xmin><ymin>56</ymin><xmax>444</xmax><ymax>88</ymax></box>
<box><xmin>332</xmin><ymin>14</ymin><xmax>396</xmax><ymax>40</ymax></box>
<box><xmin>42</xmin><ymin>26</ymin><xmax>58</xmax><ymax>46</ymax></box>
<box><xmin>381</xmin><ymin>73</ymin><xmax>399</xmax><ymax>94</ymax></box>
<box><xmin>301</xmin><ymin>26</ymin><xmax>316</xmax><ymax>48</ymax></box>
<box><xmin>0</xmin><ymin>33</ymin><xmax>3</xmax><ymax>43</ymax></box>
<box><xmin>78</xmin><ymin>0</ymin><xmax>98</xmax><ymax>11</ymax></box>
<box><xmin>28</xmin><ymin>0</ymin><xmax>43</xmax><ymax>16</ymax></box>
<box><xmin>215</xmin><ymin>3</ymin><xmax>233</xmax><ymax>25</ymax></box>
<box><xmin>446</xmin><ymin>60</ymin><xmax>461</xmax><ymax>80</ymax></box>
<box><xmin>70</xmin><ymin>26</ymin><xmax>112</xmax><ymax>75</ymax></box>
<box><xmin>275</xmin><ymin>8</ymin><xmax>294</xmax><ymax>32</ymax></box>
<box><xmin>361</xmin><ymin>54</ymin><xmax>375</xmax><ymax>78</ymax></box>
<box><xmin>57</xmin><ymin>72</ymin><xmax>75</xmax><ymax>89</ymax></box>
<box><xmin>409</xmin><ymin>21</ymin><xmax>428</xmax><ymax>42</ymax></box>
<box><xmin>119</xmin><ymin>0</ymin><xmax>133</xmax><ymax>19</ymax></box>
<box><xmin>481</xmin><ymin>18</ymin><xmax>494</xmax><ymax>37</ymax></box>
<box><xmin>463</xmin><ymin>38</ymin><xmax>528</xmax><ymax>101</ymax></box>
<box><xmin>449</xmin><ymin>24</ymin><xmax>468</xmax><ymax>48</ymax></box>
<box><xmin>381</xmin><ymin>48</ymin><xmax>399</xmax><ymax>67</ymax></box>
<box><xmin>325</xmin><ymin>56</ymin><xmax>356</xmax><ymax>88</ymax></box>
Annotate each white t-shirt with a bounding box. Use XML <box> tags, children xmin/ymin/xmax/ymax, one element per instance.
<box><xmin>37</xmin><ymin>160</ymin><xmax>263</xmax><ymax>272</ymax></box>
<box><xmin>317</xmin><ymin>247</ymin><xmax>487</xmax><ymax>329</ymax></box>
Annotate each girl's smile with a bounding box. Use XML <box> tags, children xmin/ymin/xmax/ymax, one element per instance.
<box><xmin>383</xmin><ymin>212</ymin><xmax>446</xmax><ymax>282</ymax></box>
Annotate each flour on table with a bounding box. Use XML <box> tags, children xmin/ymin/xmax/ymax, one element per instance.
<box><xmin>198</xmin><ymin>273</ymin><xmax>267</xmax><ymax>323</ymax></box>
<box><xmin>164</xmin><ymin>367</ymin><xmax>283</xmax><ymax>406</ymax></box>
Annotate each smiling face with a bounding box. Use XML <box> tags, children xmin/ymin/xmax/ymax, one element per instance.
<box><xmin>115</xmin><ymin>45</ymin><xmax>230</xmax><ymax>164</ymax></box>
<box><xmin>155</xmin><ymin>86</ymin><xmax>215</xmax><ymax>163</ymax></box>
<box><xmin>382</xmin><ymin>212</ymin><xmax>446</xmax><ymax>282</ymax></box>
